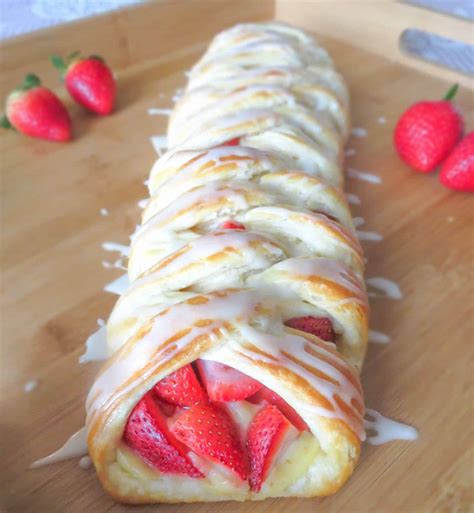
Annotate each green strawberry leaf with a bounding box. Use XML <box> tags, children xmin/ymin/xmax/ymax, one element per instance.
<box><xmin>0</xmin><ymin>115</ymin><xmax>12</xmax><ymax>129</ymax></box>
<box><xmin>443</xmin><ymin>84</ymin><xmax>459</xmax><ymax>101</ymax></box>
<box><xmin>22</xmin><ymin>74</ymin><xmax>41</xmax><ymax>90</ymax></box>
<box><xmin>50</xmin><ymin>54</ymin><xmax>66</xmax><ymax>73</ymax></box>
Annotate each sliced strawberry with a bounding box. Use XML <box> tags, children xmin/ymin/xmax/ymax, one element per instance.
<box><xmin>248</xmin><ymin>385</ymin><xmax>308</xmax><ymax>431</ymax></box>
<box><xmin>154</xmin><ymin>364</ymin><xmax>206</xmax><ymax>407</ymax></box>
<box><xmin>284</xmin><ymin>316</ymin><xmax>335</xmax><ymax>342</ymax></box>
<box><xmin>220</xmin><ymin>220</ymin><xmax>246</xmax><ymax>230</ymax></box>
<box><xmin>172</xmin><ymin>403</ymin><xmax>248</xmax><ymax>480</ymax></box>
<box><xmin>196</xmin><ymin>359</ymin><xmax>262</xmax><ymax>402</ymax></box>
<box><xmin>223</xmin><ymin>137</ymin><xmax>240</xmax><ymax>146</ymax></box>
<box><xmin>123</xmin><ymin>391</ymin><xmax>203</xmax><ymax>477</ymax></box>
<box><xmin>247</xmin><ymin>404</ymin><xmax>292</xmax><ymax>491</ymax></box>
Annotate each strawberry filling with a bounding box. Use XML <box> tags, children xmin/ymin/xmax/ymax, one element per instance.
<box><xmin>222</xmin><ymin>137</ymin><xmax>240</xmax><ymax>146</ymax></box>
<box><xmin>154</xmin><ymin>364</ymin><xmax>207</xmax><ymax>407</ymax></box>
<box><xmin>284</xmin><ymin>316</ymin><xmax>335</xmax><ymax>343</ymax></box>
<box><xmin>123</xmin><ymin>390</ymin><xmax>203</xmax><ymax>477</ymax></box>
<box><xmin>248</xmin><ymin>386</ymin><xmax>308</xmax><ymax>431</ymax></box>
<box><xmin>123</xmin><ymin>360</ymin><xmax>313</xmax><ymax>489</ymax></box>
<box><xmin>247</xmin><ymin>405</ymin><xmax>291</xmax><ymax>492</ymax></box>
<box><xmin>220</xmin><ymin>220</ymin><xmax>246</xmax><ymax>230</ymax></box>
<box><xmin>172</xmin><ymin>403</ymin><xmax>248</xmax><ymax>480</ymax></box>
<box><xmin>196</xmin><ymin>359</ymin><xmax>262</xmax><ymax>401</ymax></box>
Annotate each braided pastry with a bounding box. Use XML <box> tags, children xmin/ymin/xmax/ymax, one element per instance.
<box><xmin>87</xmin><ymin>22</ymin><xmax>369</xmax><ymax>503</ymax></box>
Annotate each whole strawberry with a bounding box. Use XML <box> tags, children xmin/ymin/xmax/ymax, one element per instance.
<box><xmin>51</xmin><ymin>52</ymin><xmax>115</xmax><ymax>115</ymax></box>
<box><xmin>394</xmin><ymin>84</ymin><xmax>463</xmax><ymax>172</ymax></box>
<box><xmin>439</xmin><ymin>132</ymin><xmax>474</xmax><ymax>192</ymax></box>
<box><xmin>1</xmin><ymin>74</ymin><xmax>71</xmax><ymax>142</ymax></box>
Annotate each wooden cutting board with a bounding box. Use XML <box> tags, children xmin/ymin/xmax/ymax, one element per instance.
<box><xmin>1</xmin><ymin>2</ymin><xmax>473</xmax><ymax>512</ymax></box>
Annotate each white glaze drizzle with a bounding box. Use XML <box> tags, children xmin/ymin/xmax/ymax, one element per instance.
<box><xmin>353</xmin><ymin>216</ymin><xmax>365</xmax><ymax>228</ymax></box>
<box><xmin>100</xmin><ymin>208</ymin><xmax>109</xmax><ymax>216</ymax></box>
<box><xmin>137</xmin><ymin>198</ymin><xmax>148</xmax><ymax>209</ymax></box>
<box><xmin>364</xmin><ymin>409</ymin><xmax>418</xmax><ymax>445</ymax></box>
<box><xmin>30</xmin><ymin>427</ymin><xmax>88</xmax><ymax>468</ymax></box>
<box><xmin>79</xmin><ymin>321</ymin><xmax>109</xmax><ymax>363</ymax></box>
<box><xmin>347</xmin><ymin>167</ymin><xmax>381</xmax><ymax>184</ymax></box>
<box><xmin>368</xmin><ymin>330</ymin><xmax>390</xmax><ymax>344</ymax></box>
<box><xmin>377</xmin><ymin>116</ymin><xmax>386</xmax><ymax>124</ymax></box>
<box><xmin>367</xmin><ymin>277</ymin><xmax>403</xmax><ymax>300</ymax></box>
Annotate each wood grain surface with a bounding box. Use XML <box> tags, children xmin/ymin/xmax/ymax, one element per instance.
<box><xmin>1</xmin><ymin>2</ymin><xmax>473</xmax><ymax>513</ymax></box>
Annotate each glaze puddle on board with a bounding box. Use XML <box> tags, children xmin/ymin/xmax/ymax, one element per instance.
<box><xmin>137</xmin><ymin>198</ymin><xmax>148</xmax><ymax>209</ymax></box>
<box><xmin>147</xmin><ymin>108</ymin><xmax>173</xmax><ymax>116</ymax></box>
<box><xmin>347</xmin><ymin>168</ymin><xmax>382</xmax><ymax>184</ymax></box>
<box><xmin>30</xmin><ymin>427</ymin><xmax>88</xmax><ymax>468</ymax></box>
<box><xmin>356</xmin><ymin>230</ymin><xmax>383</xmax><ymax>241</ymax></box>
<box><xmin>104</xmin><ymin>273</ymin><xmax>130</xmax><ymax>295</ymax></box>
<box><xmin>102</xmin><ymin>258</ymin><xmax>126</xmax><ymax>271</ymax></box>
<box><xmin>367</xmin><ymin>277</ymin><xmax>403</xmax><ymax>299</ymax></box>
<box><xmin>79</xmin><ymin>456</ymin><xmax>93</xmax><ymax>470</ymax></box>
<box><xmin>102</xmin><ymin>242</ymin><xmax>130</xmax><ymax>257</ymax></box>
<box><xmin>353</xmin><ymin>217</ymin><xmax>365</xmax><ymax>228</ymax></box>
<box><xmin>24</xmin><ymin>379</ymin><xmax>39</xmax><ymax>393</ymax></box>
<box><xmin>346</xmin><ymin>193</ymin><xmax>361</xmax><ymax>205</ymax></box>
<box><xmin>364</xmin><ymin>409</ymin><xmax>418</xmax><ymax>445</ymax></box>
<box><xmin>79</xmin><ymin>320</ymin><xmax>109</xmax><ymax>363</ymax></box>
<box><xmin>351</xmin><ymin>127</ymin><xmax>367</xmax><ymax>138</ymax></box>
<box><xmin>100</xmin><ymin>208</ymin><xmax>109</xmax><ymax>217</ymax></box>
<box><xmin>150</xmin><ymin>135</ymin><xmax>168</xmax><ymax>155</ymax></box>
<box><xmin>368</xmin><ymin>330</ymin><xmax>391</xmax><ymax>344</ymax></box>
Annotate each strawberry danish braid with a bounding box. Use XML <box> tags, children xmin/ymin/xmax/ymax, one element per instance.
<box><xmin>86</xmin><ymin>22</ymin><xmax>369</xmax><ymax>504</ymax></box>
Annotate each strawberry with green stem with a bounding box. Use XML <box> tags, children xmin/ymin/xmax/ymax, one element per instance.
<box><xmin>1</xmin><ymin>74</ymin><xmax>71</xmax><ymax>142</ymax></box>
<box><xmin>51</xmin><ymin>51</ymin><xmax>116</xmax><ymax>115</ymax></box>
<box><xmin>394</xmin><ymin>84</ymin><xmax>463</xmax><ymax>173</ymax></box>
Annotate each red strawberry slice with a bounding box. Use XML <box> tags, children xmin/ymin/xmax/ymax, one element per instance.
<box><xmin>123</xmin><ymin>391</ymin><xmax>203</xmax><ymax>477</ymax></box>
<box><xmin>247</xmin><ymin>404</ymin><xmax>292</xmax><ymax>491</ymax></box>
<box><xmin>220</xmin><ymin>220</ymin><xmax>246</xmax><ymax>230</ymax></box>
<box><xmin>1</xmin><ymin>74</ymin><xmax>71</xmax><ymax>142</ymax></box>
<box><xmin>172</xmin><ymin>403</ymin><xmax>248</xmax><ymax>480</ymax></box>
<box><xmin>394</xmin><ymin>84</ymin><xmax>463</xmax><ymax>172</ymax></box>
<box><xmin>51</xmin><ymin>52</ymin><xmax>116</xmax><ymax>115</ymax></box>
<box><xmin>223</xmin><ymin>137</ymin><xmax>240</xmax><ymax>146</ymax></box>
<box><xmin>284</xmin><ymin>316</ymin><xmax>335</xmax><ymax>342</ymax></box>
<box><xmin>154</xmin><ymin>364</ymin><xmax>206</xmax><ymax>407</ymax></box>
<box><xmin>439</xmin><ymin>131</ymin><xmax>474</xmax><ymax>192</ymax></box>
<box><xmin>248</xmin><ymin>386</ymin><xmax>308</xmax><ymax>431</ymax></box>
<box><xmin>196</xmin><ymin>359</ymin><xmax>262</xmax><ymax>402</ymax></box>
